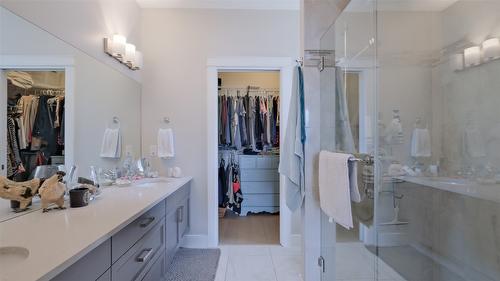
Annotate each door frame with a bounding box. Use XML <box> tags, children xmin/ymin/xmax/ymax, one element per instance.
<box><xmin>206</xmin><ymin>57</ymin><xmax>296</xmax><ymax>248</ymax></box>
<box><xmin>0</xmin><ymin>55</ymin><xmax>75</xmax><ymax>176</ymax></box>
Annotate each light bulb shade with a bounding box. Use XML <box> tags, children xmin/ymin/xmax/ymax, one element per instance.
<box><xmin>450</xmin><ymin>53</ymin><xmax>464</xmax><ymax>71</ymax></box>
<box><xmin>464</xmin><ymin>46</ymin><xmax>481</xmax><ymax>67</ymax></box>
<box><xmin>134</xmin><ymin>51</ymin><xmax>143</xmax><ymax>69</ymax></box>
<box><xmin>111</xmin><ymin>34</ymin><xmax>126</xmax><ymax>58</ymax></box>
<box><xmin>482</xmin><ymin>38</ymin><xmax>500</xmax><ymax>61</ymax></box>
<box><xmin>125</xmin><ymin>43</ymin><xmax>136</xmax><ymax>64</ymax></box>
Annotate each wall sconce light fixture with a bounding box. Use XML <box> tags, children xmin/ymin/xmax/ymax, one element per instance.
<box><xmin>464</xmin><ymin>46</ymin><xmax>481</xmax><ymax>67</ymax></box>
<box><xmin>104</xmin><ymin>34</ymin><xmax>142</xmax><ymax>71</ymax></box>
<box><xmin>482</xmin><ymin>38</ymin><xmax>500</xmax><ymax>61</ymax></box>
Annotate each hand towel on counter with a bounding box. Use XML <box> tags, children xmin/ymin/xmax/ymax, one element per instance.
<box><xmin>319</xmin><ymin>151</ymin><xmax>361</xmax><ymax>230</ymax></box>
<box><xmin>100</xmin><ymin>128</ymin><xmax>121</xmax><ymax>158</ymax></box>
<box><xmin>158</xmin><ymin>128</ymin><xmax>175</xmax><ymax>158</ymax></box>
<box><xmin>279</xmin><ymin>66</ymin><xmax>306</xmax><ymax>212</ymax></box>
<box><xmin>410</xmin><ymin>128</ymin><xmax>431</xmax><ymax>157</ymax></box>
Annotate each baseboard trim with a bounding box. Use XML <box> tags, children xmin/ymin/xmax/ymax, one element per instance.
<box><xmin>180</xmin><ymin>234</ymin><xmax>210</xmax><ymax>248</ymax></box>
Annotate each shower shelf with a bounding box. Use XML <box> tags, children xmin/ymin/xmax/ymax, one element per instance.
<box><xmin>394</xmin><ymin>176</ymin><xmax>500</xmax><ymax>204</ymax></box>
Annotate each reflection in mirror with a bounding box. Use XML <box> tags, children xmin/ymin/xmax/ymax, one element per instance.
<box><xmin>0</xmin><ymin>7</ymin><xmax>142</xmax><ymax>221</ymax></box>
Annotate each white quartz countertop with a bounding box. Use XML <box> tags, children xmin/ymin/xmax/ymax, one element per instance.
<box><xmin>0</xmin><ymin>177</ymin><xmax>192</xmax><ymax>281</ymax></box>
<box><xmin>395</xmin><ymin>176</ymin><xmax>500</xmax><ymax>204</ymax></box>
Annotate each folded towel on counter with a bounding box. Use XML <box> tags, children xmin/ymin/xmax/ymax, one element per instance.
<box><xmin>100</xmin><ymin>128</ymin><xmax>121</xmax><ymax>158</ymax></box>
<box><xmin>158</xmin><ymin>128</ymin><xmax>175</xmax><ymax>158</ymax></box>
<box><xmin>319</xmin><ymin>151</ymin><xmax>361</xmax><ymax>230</ymax></box>
<box><xmin>411</xmin><ymin>128</ymin><xmax>431</xmax><ymax>157</ymax></box>
<box><xmin>463</xmin><ymin>127</ymin><xmax>486</xmax><ymax>158</ymax></box>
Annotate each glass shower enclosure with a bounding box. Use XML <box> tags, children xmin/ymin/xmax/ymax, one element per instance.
<box><xmin>320</xmin><ymin>0</ymin><xmax>500</xmax><ymax>280</ymax></box>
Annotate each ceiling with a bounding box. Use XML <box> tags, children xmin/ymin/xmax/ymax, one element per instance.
<box><xmin>346</xmin><ymin>0</ymin><xmax>459</xmax><ymax>12</ymax></box>
<box><xmin>136</xmin><ymin>0</ymin><xmax>300</xmax><ymax>10</ymax></box>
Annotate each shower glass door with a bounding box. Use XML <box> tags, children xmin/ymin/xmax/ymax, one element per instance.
<box><xmin>319</xmin><ymin>0</ymin><xmax>378</xmax><ymax>280</ymax></box>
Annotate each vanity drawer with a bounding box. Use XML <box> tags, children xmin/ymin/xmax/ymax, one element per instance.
<box><xmin>140</xmin><ymin>249</ymin><xmax>166</xmax><ymax>281</ymax></box>
<box><xmin>52</xmin><ymin>239</ymin><xmax>111</xmax><ymax>281</ymax></box>
<box><xmin>96</xmin><ymin>269</ymin><xmax>111</xmax><ymax>281</ymax></box>
<box><xmin>112</xmin><ymin>202</ymin><xmax>165</xmax><ymax>263</ymax></box>
<box><xmin>111</xmin><ymin>220</ymin><xmax>165</xmax><ymax>281</ymax></box>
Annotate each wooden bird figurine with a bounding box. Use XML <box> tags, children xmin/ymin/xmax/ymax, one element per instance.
<box><xmin>39</xmin><ymin>171</ymin><xmax>67</xmax><ymax>212</ymax></box>
<box><xmin>0</xmin><ymin>177</ymin><xmax>41</xmax><ymax>211</ymax></box>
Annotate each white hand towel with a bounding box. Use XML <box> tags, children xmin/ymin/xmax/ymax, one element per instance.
<box><xmin>463</xmin><ymin>127</ymin><xmax>486</xmax><ymax>158</ymax></box>
<box><xmin>319</xmin><ymin>151</ymin><xmax>360</xmax><ymax>230</ymax></box>
<box><xmin>411</xmin><ymin>128</ymin><xmax>431</xmax><ymax>157</ymax></box>
<box><xmin>100</xmin><ymin>128</ymin><xmax>121</xmax><ymax>158</ymax></box>
<box><xmin>158</xmin><ymin>128</ymin><xmax>175</xmax><ymax>158</ymax></box>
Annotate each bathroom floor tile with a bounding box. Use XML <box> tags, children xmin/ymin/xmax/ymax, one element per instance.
<box><xmin>225</xmin><ymin>254</ymin><xmax>277</xmax><ymax>281</ymax></box>
<box><xmin>272</xmin><ymin>254</ymin><xmax>304</xmax><ymax>281</ymax></box>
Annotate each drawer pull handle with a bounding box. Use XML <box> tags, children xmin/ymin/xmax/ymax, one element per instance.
<box><xmin>177</xmin><ymin>206</ymin><xmax>184</xmax><ymax>223</ymax></box>
<box><xmin>136</xmin><ymin>248</ymin><xmax>153</xmax><ymax>263</ymax></box>
<box><xmin>139</xmin><ymin>217</ymin><xmax>155</xmax><ymax>228</ymax></box>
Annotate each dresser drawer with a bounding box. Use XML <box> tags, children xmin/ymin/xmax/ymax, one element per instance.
<box><xmin>256</xmin><ymin>156</ymin><xmax>279</xmax><ymax>169</ymax></box>
<box><xmin>242</xmin><ymin>194</ymin><xmax>279</xmax><ymax>207</ymax></box>
<box><xmin>239</xmin><ymin>155</ymin><xmax>279</xmax><ymax>169</ymax></box>
<box><xmin>112</xmin><ymin>221</ymin><xmax>165</xmax><ymax>281</ymax></box>
<box><xmin>241</xmin><ymin>181</ymin><xmax>279</xmax><ymax>194</ymax></box>
<box><xmin>52</xmin><ymin>239</ymin><xmax>111</xmax><ymax>281</ymax></box>
<box><xmin>112</xmin><ymin>202</ymin><xmax>165</xmax><ymax>263</ymax></box>
<box><xmin>240</xmin><ymin>169</ymin><xmax>279</xmax><ymax>182</ymax></box>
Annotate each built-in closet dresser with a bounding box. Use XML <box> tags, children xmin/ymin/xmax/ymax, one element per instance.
<box><xmin>239</xmin><ymin>154</ymin><xmax>280</xmax><ymax>215</ymax></box>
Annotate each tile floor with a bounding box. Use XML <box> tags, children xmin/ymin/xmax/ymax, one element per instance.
<box><xmin>215</xmin><ymin>245</ymin><xmax>303</xmax><ymax>281</ymax></box>
<box><xmin>216</xmin><ymin>214</ymin><xmax>406</xmax><ymax>281</ymax></box>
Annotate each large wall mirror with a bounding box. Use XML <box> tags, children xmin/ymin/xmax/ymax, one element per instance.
<box><xmin>0</xmin><ymin>7</ymin><xmax>142</xmax><ymax>219</ymax></box>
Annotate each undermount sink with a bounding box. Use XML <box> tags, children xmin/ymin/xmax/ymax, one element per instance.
<box><xmin>0</xmin><ymin>247</ymin><xmax>29</xmax><ymax>266</ymax></box>
<box><xmin>135</xmin><ymin>178</ymin><xmax>175</xmax><ymax>186</ymax></box>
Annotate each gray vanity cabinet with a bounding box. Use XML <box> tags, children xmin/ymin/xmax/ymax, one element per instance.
<box><xmin>96</xmin><ymin>270</ymin><xmax>111</xmax><ymax>281</ymax></box>
<box><xmin>51</xmin><ymin>239</ymin><xmax>111</xmax><ymax>281</ymax></box>
<box><xmin>50</xmin><ymin>181</ymin><xmax>190</xmax><ymax>281</ymax></box>
<box><xmin>164</xmin><ymin>183</ymin><xmax>190</xmax><ymax>267</ymax></box>
<box><xmin>111</xmin><ymin>220</ymin><xmax>165</xmax><ymax>281</ymax></box>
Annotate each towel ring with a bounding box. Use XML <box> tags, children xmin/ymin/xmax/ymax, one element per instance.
<box><xmin>110</xmin><ymin>116</ymin><xmax>120</xmax><ymax>129</ymax></box>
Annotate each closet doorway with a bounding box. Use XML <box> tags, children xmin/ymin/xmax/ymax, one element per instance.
<box><xmin>206</xmin><ymin>57</ymin><xmax>296</xmax><ymax>248</ymax></box>
<box><xmin>217</xmin><ymin>71</ymin><xmax>281</xmax><ymax>245</ymax></box>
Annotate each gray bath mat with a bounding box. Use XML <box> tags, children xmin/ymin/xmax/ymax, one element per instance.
<box><xmin>166</xmin><ymin>248</ymin><xmax>221</xmax><ymax>281</ymax></box>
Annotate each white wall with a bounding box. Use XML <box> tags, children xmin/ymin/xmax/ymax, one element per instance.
<box><xmin>140</xmin><ymin>8</ymin><xmax>300</xmax><ymax>243</ymax></box>
<box><xmin>218</xmin><ymin>71</ymin><xmax>280</xmax><ymax>89</ymax></box>
<box><xmin>1</xmin><ymin>7</ymin><xmax>142</xmax><ymax>176</ymax></box>
<box><xmin>0</xmin><ymin>0</ymin><xmax>142</xmax><ymax>82</ymax></box>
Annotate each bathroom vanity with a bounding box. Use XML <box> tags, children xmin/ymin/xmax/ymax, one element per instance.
<box><xmin>0</xmin><ymin>177</ymin><xmax>191</xmax><ymax>281</ymax></box>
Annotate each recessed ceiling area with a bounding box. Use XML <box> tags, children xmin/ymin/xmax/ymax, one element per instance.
<box><xmin>346</xmin><ymin>0</ymin><xmax>459</xmax><ymax>12</ymax></box>
<box><xmin>136</xmin><ymin>0</ymin><xmax>300</xmax><ymax>10</ymax></box>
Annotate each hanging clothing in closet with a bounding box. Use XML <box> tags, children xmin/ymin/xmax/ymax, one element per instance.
<box><xmin>218</xmin><ymin>154</ymin><xmax>243</xmax><ymax>214</ymax></box>
<box><xmin>6</xmin><ymin>84</ymin><xmax>65</xmax><ymax>179</ymax></box>
<box><xmin>218</xmin><ymin>90</ymin><xmax>280</xmax><ymax>151</ymax></box>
